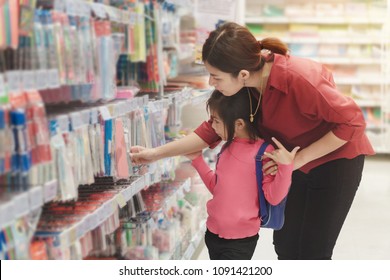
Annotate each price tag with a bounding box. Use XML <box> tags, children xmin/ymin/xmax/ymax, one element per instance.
<box><xmin>60</xmin><ymin>230</ymin><xmax>70</xmax><ymax>247</ymax></box>
<box><xmin>48</xmin><ymin>69</ymin><xmax>60</xmax><ymax>89</ymax></box>
<box><xmin>96</xmin><ymin>206</ymin><xmax>105</xmax><ymax>224</ymax></box>
<box><xmin>144</xmin><ymin>173</ymin><xmax>151</xmax><ymax>188</ymax></box>
<box><xmin>90</xmin><ymin>108</ymin><xmax>98</xmax><ymax>125</ymax></box>
<box><xmin>13</xmin><ymin>192</ymin><xmax>30</xmax><ymax>218</ymax></box>
<box><xmin>5</xmin><ymin>71</ymin><xmax>21</xmax><ymax>93</ymax></box>
<box><xmin>81</xmin><ymin>110</ymin><xmax>91</xmax><ymax>127</ymax></box>
<box><xmin>44</xmin><ymin>180</ymin><xmax>58</xmax><ymax>203</ymax></box>
<box><xmin>0</xmin><ymin>74</ymin><xmax>6</xmax><ymax>99</ymax></box>
<box><xmin>105</xmin><ymin>6</ymin><xmax>121</xmax><ymax>22</ymax></box>
<box><xmin>99</xmin><ymin>106</ymin><xmax>111</xmax><ymax>121</ymax></box>
<box><xmin>29</xmin><ymin>186</ymin><xmax>44</xmax><ymax>211</ymax></box>
<box><xmin>68</xmin><ymin>226</ymin><xmax>77</xmax><ymax>245</ymax></box>
<box><xmin>91</xmin><ymin>3</ymin><xmax>107</xmax><ymax>19</ymax></box>
<box><xmin>36</xmin><ymin>70</ymin><xmax>48</xmax><ymax>90</ymax></box>
<box><xmin>148</xmin><ymin>102</ymin><xmax>156</xmax><ymax>114</ymax></box>
<box><xmin>129</xmin><ymin>12</ymin><xmax>136</xmax><ymax>26</ymax></box>
<box><xmin>57</xmin><ymin>115</ymin><xmax>70</xmax><ymax>133</ymax></box>
<box><xmin>69</xmin><ymin>112</ymin><xmax>83</xmax><ymax>130</ymax></box>
<box><xmin>106</xmin><ymin>200</ymin><xmax>115</xmax><ymax>217</ymax></box>
<box><xmin>66</xmin><ymin>0</ymin><xmax>78</xmax><ymax>16</ymax></box>
<box><xmin>134</xmin><ymin>176</ymin><xmax>144</xmax><ymax>194</ymax></box>
<box><xmin>0</xmin><ymin>201</ymin><xmax>15</xmax><ymax>228</ymax></box>
<box><xmin>137</xmin><ymin>13</ymin><xmax>143</xmax><ymax>24</ymax></box>
<box><xmin>89</xmin><ymin>212</ymin><xmax>99</xmax><ymax>230</ymax></box>
<box><xmin>81</xmin><ymin>2</ymin><xmax>91</xmax><ymax>19</ymax></box>
<box><xmin>54</xmin><ymin>0</ymin><xmax>66</xmax><ymax>12</ymax></box>
<box><xmin>121</xmin><ymin>10</ymin><xmax>130</xmax><ymax>24</ymax></box>
<box><xmin>75</xmin><ymin>221</ymin><xmax>85</xmax><ymax>239</ymax></box>
<box><xmin>122</xmin><ymin>186</ymin><xmax>132</xmax><ymax>202</ymax></box>
<box><xmin>84</xmin><ymin>215</ymin><xmax>92</xmax><ymax>232</ymax></box>
<box><xmin>128</xmin><ymin>99</ymin><xmax>136</xmax><ymax>111</ymax></box>
<box><xmin>116</xmin><ymin>193</ymin><xmax>127</xmax><ymax>208</ymax></box>
<box><xmin>119</xmin><ymin>102</ymin><xmax>127</xmax><ymax>117</ymax></box>
<box><xmin>111</xmin><ymin>199</ymin><xmax>117</xmax><ymax>215</ymax></box>
<box><xmin>22</xmin><ymin>70</ymin><xmax>36</xmax><ymax>91</ymax></box>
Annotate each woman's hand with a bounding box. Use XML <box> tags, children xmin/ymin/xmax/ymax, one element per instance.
<box><xmin>130</xmin><ymin>146</ymin><xmax>158</xmax><ymax>165</ymax></box>
<box><xmin>263</xmin><ymin>137</ymin><xmax>300</xmax><ymax>174</ymax></box>
<box><xmin>184</xmin><ymin>150</ymin><xmax>203</xmax><ymax>161</ymax></box>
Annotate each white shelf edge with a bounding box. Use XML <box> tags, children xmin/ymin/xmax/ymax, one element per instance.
<box><xmin>245</xmin><ymin>16</ymin><xmax>387</xmax><ymax>25</ymax></box>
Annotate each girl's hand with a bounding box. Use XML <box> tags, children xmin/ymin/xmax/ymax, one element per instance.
<box><xmin>184</xmin><ymin>150</ymin><xmax>202</xmax><ymax>161</ymax></box>
<box><xmin>130</xmin><ymin>146</ymin><xmax>157</xmax><ymax>165</ymax></box>
<box><xmin>263</xmin><ymin>137</ymin><xmax>300</xmax><ymax>169</ymax></box>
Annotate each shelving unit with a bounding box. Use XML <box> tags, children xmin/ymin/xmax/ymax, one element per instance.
<box><xmin>0</xmin><ymin>0</ymin><xmax>212</xmax><ymax>260</ymax></box>
<box><xmin>241</xmin><ymin>0</ymin><xmax>390</xmax><ymax>153</ymax></box>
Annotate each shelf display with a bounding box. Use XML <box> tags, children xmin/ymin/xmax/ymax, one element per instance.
<box><xmin>0</xmin><ymin>0</ymin><xmax>211</xmax><ymax>260</ymax></box>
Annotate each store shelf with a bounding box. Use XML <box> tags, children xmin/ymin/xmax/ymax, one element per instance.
<box><xmin>355</xmin><ymin>99</ymin><xmax>382</xmax><ymax>108</ymax></box>
<box><xmin>0</xmin><ymin>0</ymin><xmax>210</xmax><ymax>261</ymax></box>
<box><xmin>182</xmin><ymin>220</ymin><xmax>206</xmax><ymax>260</ymax></box>
<box><xmin>243</xmin><ymin>0</ymin><xmax>390</xmax><ymax>153</ymax></box>
<box><xmin>260</xmin><ymin>36</ymin><xmax>387</xmax><ymax>45</ymax></box>
<box><xmin>245</xmin><ymin>16</ymin><xmax>387</xmax><ymax>25</ymax></box>
<box><xmin>334</xmin><ymin>77</ymin><xmax>389</xmax><ymax>85</ymax></box>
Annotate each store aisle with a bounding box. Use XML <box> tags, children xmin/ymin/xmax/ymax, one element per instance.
<box><xmin>195</xmin><ymin>155</ymin><xmax>390</xmax><ymax>260</ymax></box>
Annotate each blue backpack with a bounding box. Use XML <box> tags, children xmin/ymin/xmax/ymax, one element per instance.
<box><xmin>255</xmin><ymin>142</ymin><xmax>288</xmax><ymax>230</ymax></box>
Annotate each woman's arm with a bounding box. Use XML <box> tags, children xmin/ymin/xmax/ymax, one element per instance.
<box><xmin>293</xmin><ymin>131</ymin><xmax>347</xmax><ymax>170</ymax></box>
<box><xmin>131</xmin><ymin>132</ymin><xmax>209</xmax><ymax>164</ymax></box>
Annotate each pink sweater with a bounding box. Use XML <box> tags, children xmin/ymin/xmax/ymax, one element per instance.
<box><xmin>191</xmin><ymin>138</ymin><xmax>293</xmax><ymax>239</ymax></box>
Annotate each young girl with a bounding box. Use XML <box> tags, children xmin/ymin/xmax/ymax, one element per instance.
<box><xmin>185</xmin><ymin>89</ymin><xmax>299</xmax><ymax>260</ymax></box>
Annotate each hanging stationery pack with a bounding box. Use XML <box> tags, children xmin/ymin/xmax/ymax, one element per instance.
<box><xmin>255</xmin><ymin>142</ymin><xmax>288</xmax><ymax>230</ymax></box>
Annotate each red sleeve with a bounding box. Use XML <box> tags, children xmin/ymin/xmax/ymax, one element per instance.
<box><xmin>191</xmin><ymin>155</ymin><xmax>216</xmax><ymax>194</ymax></box>
<box><xmin>194</xmin><ymin>119</ymin><xmax>221</xmax><ymax>149</ymax></box>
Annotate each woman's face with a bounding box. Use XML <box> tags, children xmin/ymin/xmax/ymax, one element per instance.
<box><xmin>205</xmin><ymin>62</ymin><xmax>243</xmax><ymax>96</ymax></box>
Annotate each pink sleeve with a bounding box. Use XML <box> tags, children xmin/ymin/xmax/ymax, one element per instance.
<box><xmin>194</xmin><ymin>120</ymin><xmax>221</xmax><ymax>149</ymax></box>
<box><xmin>262</xmin><ymin>145</ymin><xmax>294</xmax><ymax>205</ymax></box>
<box><xmin>191</xmin><ymin>155</ymin><xmax>217</xmax><ymax>194</ymax></box>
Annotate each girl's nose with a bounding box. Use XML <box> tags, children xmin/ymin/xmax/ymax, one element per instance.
<box><xmin>209</xmin><ymin>76</ymin><xmax>215</xmax><ymax>87</ymax></box>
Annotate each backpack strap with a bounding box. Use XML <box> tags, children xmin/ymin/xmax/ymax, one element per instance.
<box><xmin>255</xmin><ymin>142</ymin><xmax>270</xmax><ymax>218</ymax></box>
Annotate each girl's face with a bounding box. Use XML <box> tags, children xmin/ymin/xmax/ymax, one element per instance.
<box><xmin>210</xmin><ymin>111</ymin><xmax>227</xmax><ymax>141</ymax></box>
<box><xmin>205</xmin><ymin>62</ymin><xmax>243</xmax><ymax>96</ymax></box>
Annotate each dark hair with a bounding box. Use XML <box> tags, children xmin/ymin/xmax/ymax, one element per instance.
<box><xmin>206</xmin><ymin>88</ymin><xmax>261</xmax><ymax>147</ymax></box>
<box><xmin>202</xmin><ymin>22</ymin><xmax>288</xmax><ymax>77</ymax></box>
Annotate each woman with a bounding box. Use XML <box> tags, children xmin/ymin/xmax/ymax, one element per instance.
<box><xmin>131</xmin><ymin>22</ymin><xmax>375</xmax><ymax>259</ymax></box>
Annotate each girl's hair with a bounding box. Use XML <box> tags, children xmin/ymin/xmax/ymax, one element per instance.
<box><xmin>207</xmin><ymin>88</ymin><xmax>261</xmax><ymax>147</ymax></box>
<box><xmin>202</xmin><ymin>22</ymin><xmax>288</xmax><ymax>77</ymax></box>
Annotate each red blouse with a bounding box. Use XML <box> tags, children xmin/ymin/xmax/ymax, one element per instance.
<box><xmin>195</xmin><ymin>54</ymin><xmax>375</xmax><ymax>173</ymax></box>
